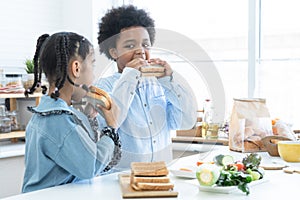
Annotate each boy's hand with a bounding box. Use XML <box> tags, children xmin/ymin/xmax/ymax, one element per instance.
<box><xmin>126</xmin><ymin>58</ymin><xmax>149</xmax><ymax>70</ymax></box>
<box><xmin>149</xmin><ymin>58</ymin><xmax>173</xmax><ymax>77</ymax></box>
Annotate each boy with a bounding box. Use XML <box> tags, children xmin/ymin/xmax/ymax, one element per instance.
<box><xmin>96</xmin><ymin>5</ymin><xmax>197</xmax><ymax>171</ymax></box>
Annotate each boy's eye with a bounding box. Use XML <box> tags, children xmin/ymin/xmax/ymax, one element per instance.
<box><xmin>143</xmin><ymin>43</ymin><xmax>151</xmax><ymax>48</ymax></box>
<box><xmin>124</xmin><ymin>44</ymin><xmax>135</xmax><ymax>49</ymax></box>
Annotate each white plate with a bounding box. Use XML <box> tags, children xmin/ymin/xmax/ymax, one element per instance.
<box><xmin>198</xmin><ymin>177</ymin><xmax>268</xmax><ymax>194</ymax></box>
<box><xmin>170</xmin><ymin>167</ymin><xmax>197</xmax><ymax>179</ymax></box>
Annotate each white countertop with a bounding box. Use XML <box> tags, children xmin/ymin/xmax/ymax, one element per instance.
<box><xmin>0</xmin><ymin>141</ymin><xmax>25</xmax><ymax>159</ymax></box>
<box><xmin>2</xmin><ymin>145</ymin><xmax>300</xmax><ymax>200</ymax></box>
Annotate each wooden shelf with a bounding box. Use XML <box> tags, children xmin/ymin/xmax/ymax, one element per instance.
<box><xmin>172</xmin><ymin>136</ymin><xmax>229</xmax><ymax>146</ymax></box>
<box><xmin>0</xmin><ymin>93</ymin><xmax>43</xmax><ymax>99</ymax></box>
<box><xmin>0</xmin><ymin>131</ymin><xmax>25</xmax><ymax>142</ymax></box>
<box><xmin>0</xmin><ymin>93</ymin><xmax>42</xmax><ymax>141</ymax></box>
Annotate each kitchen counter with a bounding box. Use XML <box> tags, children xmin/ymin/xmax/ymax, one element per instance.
<box><xmin>0</xmin><ymin>141</ymin><xmax>25</xmax><ymax>159</ymax></box>
<box><xmin>2</xmin><ymin>145</ymin><xmax>299</xmax><ymax>200</ymax></box>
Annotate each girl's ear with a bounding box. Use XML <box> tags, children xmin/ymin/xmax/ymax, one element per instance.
<box><xmin>71</xmin><ymin>60</ymin><xmax>81</xmax><ymax>78</ymax></box>
<box><xmin>109</xmin><ymin>48</ymin><xmax>118</xmax><ymax>60</ymax></box>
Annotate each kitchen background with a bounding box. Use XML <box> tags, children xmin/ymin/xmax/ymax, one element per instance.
<box><xmin>0</xmin><ymin>0</ymin><xmax>300</xmax><ymax>197</ymax></box>
<box><xmin>1</xmin><ymin>0</ymin><xmax>300</xmax><ymax>128</ymax></box>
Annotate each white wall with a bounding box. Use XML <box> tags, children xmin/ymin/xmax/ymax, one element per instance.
<box><xmin>0</xmin><ymin>0</ymin><xmax>98</xmax><ymax>74</ymax></box>
<box><xmin>0</xmin><ymin>1</ymin><xmax>113</xmax><ymax>198</ymax></box>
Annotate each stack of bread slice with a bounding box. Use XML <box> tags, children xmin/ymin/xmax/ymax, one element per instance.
<box><xmin>130</xmin><ymin>161</ymin><xmax>174</xmax><ymax>191</ymax></box>
<box><xmin>140</xmin><ymin>65</ymin><xmax>165</xmax><ymax>77</ymax></box>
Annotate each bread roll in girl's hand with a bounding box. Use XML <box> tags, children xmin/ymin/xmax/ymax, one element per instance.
<box><xmin>140</xmin><ymin>65</ymin><xmax>165</xmax><ymax>77</ymax></box>
<box><xmin>86</xmin><ymin>86</ymin><xmax>112</xmax><ymax>110</ymax></box>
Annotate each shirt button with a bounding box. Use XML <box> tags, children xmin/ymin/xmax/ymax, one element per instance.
<box><xmin>130</xmin><ymin>91</ymin><xmax>134</xmax><ymax>95</ymax></box>
<box><xmin>153</xmin><ymin>140</ymin><xmax>156</xmax><ymax>144</ymax></box>
<box><xmin>144</xmin><ymin>104</ymin><xmax>147</xmax><ymax>107</ymax></box>
<box><xmin>149</xmin><ymin>122</ymin><xmax>152</xmax><ymax>125</ymax></box>
<box><xmin>136</xmin><ymin>76</ymin><xmax>139</xmax><ymax>79</ymax></box>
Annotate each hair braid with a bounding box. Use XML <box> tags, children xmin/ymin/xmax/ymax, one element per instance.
<box><xmin>24</xmin><ymin>34</ymin><xmax>49</xmax><ymax>97</ymax></box>
<box><xmin>58</xmin><ymin>35</ymin><xmax>69</xmax><ymax>92</ymax></box>
<box><xmin>51</xmin><ymin>34</ymin><xmax>70</xmax><ymax>100</ymax></box>
<box><xmin>52</xmin><ymin>36</ymin><xmax>63</xmax><ymax>99</ymax></box>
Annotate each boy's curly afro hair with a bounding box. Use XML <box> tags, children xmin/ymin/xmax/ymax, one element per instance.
<box><xmin>97</xmin><ymin>5</ymin><xmax>155</xmax><ymax>60</ymax></box>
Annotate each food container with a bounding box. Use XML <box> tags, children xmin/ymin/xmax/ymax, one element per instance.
<box><xmin>7</xmin><ymin>110</ymin><xmax>20</xmax><ymax>131</ymax></box>
<box><xmin>262</xmin><ymin>135</ymin><xmax>292</xmax><ymax>156</ymax></box>
<box><xmin>6</xmin><ymin>74</ymin><xmax>22</xmax><ymax>87</ymax></box>
<box><xmin>229</xmin><ymin>98</ymin><xmax>273</xmax><ymax>152</ymax></box>
<box><xmin>0</xmin><ymin>116</ymin><xmax>11</xmax><ymax>133</ymax></box>
<box><xmin>0</xmin><ymin>105</ymin><xmax>12</xmax><ymax>133</ymax></box>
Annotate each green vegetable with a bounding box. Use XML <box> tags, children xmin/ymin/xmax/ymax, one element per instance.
<box><xmin>196</xmin><ymin>164</ymin><xmax>221</xmax><ymax>186</ymax></box>
<box><xmin>214</xmin><ymin>154</ymin><xmax>234</xmax><ymax>166</ymax></box>
<box><xmin>251</xmin><ymin>167</ymin><xmax>265</xmax><ymax>180</ymax></box>
<box><xmin>198</xmin><ymin>153</ymin><xmax>264</xmax><ymax>195</ymax></box>
<box><xmin>216</xmin><ymin>170</ymin><xmax>253</xmax><ymax>195</ymax></box>
<box><xmin>242</xmin><ymin>153</ymin><xmax>262</xmax><ymax>170</ymax></box>
<box><xmin>250</xmin><ymin>171</ymin><xmax>261</xmax><ymax>181</ymax></box>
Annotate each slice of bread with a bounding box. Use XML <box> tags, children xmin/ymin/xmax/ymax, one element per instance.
<box><xmin>140</xmin><ymin>65</ymin><xmax>165</xmax><ymax>77</ymax></box>
<box><xmin>130</xmin><ymin>161</ymin><xmax>174</xmax><ymax>191</ymax></box>
<box><xmin>131</xmin><ymin>175</ymin><xmax>170</xmax><ymax>184</ymax></box>
<box><xmin>131</xmin><ymin>161</ymin><xmax>169</xmax><ymax>176</ymax></box>
<box><xmin>131</xmin><ymin>182</ymin><xmax>174</xmax><ymax>191</ymax></box>
<box><xmin>140</xmin><ymin>66</ymin><xmax>165</xmax><ymax>73</ymax></box>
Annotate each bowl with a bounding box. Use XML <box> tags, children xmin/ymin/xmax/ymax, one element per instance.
<box><xmin>262</xmin><ymin>135</ymin><xmax>292</xmax><ymax>156</ymax></box>
<box><xmin>277</xmin><ymin>141</ymin><xmax>300</xmax><ymax>162</ymax></box>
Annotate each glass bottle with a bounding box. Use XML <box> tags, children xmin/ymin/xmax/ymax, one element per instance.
<box><xmin>201</xmin><ymin>99</ymin><xmax>213</xmax><ymax>138</ymax></box>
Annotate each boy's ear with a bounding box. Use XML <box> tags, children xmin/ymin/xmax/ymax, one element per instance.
<box><xmin>109</xmin><ymin>48</ymin><xmax>118</xmax><ymax>60</ymax></box>
<box><xmin>71</xmin><ymin>60</ymin><xmax>81</xmax><ymax>78</ymax></box>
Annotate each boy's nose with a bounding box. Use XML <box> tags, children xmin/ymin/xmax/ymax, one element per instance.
<box><xmin>133</xmin><ymin>48</ymin><xmax>146</xmax><ymax>59</ymax></box>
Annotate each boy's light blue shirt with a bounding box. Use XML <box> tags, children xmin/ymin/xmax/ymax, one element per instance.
<box><xmin>22</xmin><ymin>95</ymin><xmax>115</xmax><ymax>193</ymax></box>
<box><xmin>94</xmin><ymin>67</ymin><xmax>197</xmax><ymax>171</ymax></box>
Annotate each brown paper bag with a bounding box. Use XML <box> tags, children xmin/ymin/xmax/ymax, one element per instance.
<box><xmin>229</xmin><ymin>98</ymin><xmax>273</xmax><ymax>152</ymax></box>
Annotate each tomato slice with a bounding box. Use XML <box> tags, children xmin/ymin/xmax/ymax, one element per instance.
<box><xmin>197</xmin><ymin>161</ymin><xmax>204</xmax><ymax>166</ymax></box>
<box><xmin>197</xmin><ymin>161</ymin><xmax>214</xmax><ymax>166</ymax></box>
<box><xmin>234</xmin><ymin>162</ymin><xmax>245</xmax><ymax>171</ymax></box>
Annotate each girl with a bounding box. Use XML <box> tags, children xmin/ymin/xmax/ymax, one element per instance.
<box><xmin>22</xmin><ymin>32</ymin><xmax>121</xmax><ymax>193</ymax></box>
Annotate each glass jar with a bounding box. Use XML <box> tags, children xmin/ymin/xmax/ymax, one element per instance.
<box><xmin>0</xmin><ymin>116</ymin><xmax>11</xmax><ymax>133</ymax></box>
<box><xmin>6</xmin><ymin>74</ymin><xmax>22</xmax><ymax>87</ymax></box>
<box><xmin>7</xmin><ymin>110</ymin><xmax>20</xmax><ymax>131</ymax></box>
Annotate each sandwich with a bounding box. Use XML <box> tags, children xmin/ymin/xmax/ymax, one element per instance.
<box><xmin>140</xmin><ymin>65</ymin><xmax>165</xmax><ymax>77</ymax></box>
<box><xmin>85</xmin><ymin>85</ymin><xmax>112</xmax><ymax>110</ymax></box>
<box><xmin>130</xmin><ymin>161</ymin><xmax>174</xmax><ymax>191</ymax></box>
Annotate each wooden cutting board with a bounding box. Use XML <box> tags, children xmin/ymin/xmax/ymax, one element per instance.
<box><xmin>118</xmin><ymin>174</ymin><xmax>178</xmax><ymax>198</ymax></box>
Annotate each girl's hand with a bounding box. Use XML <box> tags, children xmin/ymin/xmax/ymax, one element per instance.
<box><xmin>149</xmin><ymin>58</ymin><xmax>173</xmax><ymax>77</ymax></box>
<box><xmin>96</xmin><ymin>101</ymin><xmax>120</xmax><ymax>128</ymax></box>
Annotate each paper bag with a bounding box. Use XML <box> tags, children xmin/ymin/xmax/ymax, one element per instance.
<box><xmin>229</xmin><ymin>98</ymin><xmax>273</xmax><ymax>152</ymax></box>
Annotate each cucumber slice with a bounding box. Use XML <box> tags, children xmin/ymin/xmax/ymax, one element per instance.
<box><xmin>214</xmin><ymin>154</ymin><xmax>234</xmax><ymax>166</ymax></box>
<box><xmin>221</xmin><ymin>155</ymin><xmax>234</xmax><ymax>166</ymax></box>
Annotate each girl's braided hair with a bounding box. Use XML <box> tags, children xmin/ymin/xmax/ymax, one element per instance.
<box><xmin>97</xmin><ymin>5</ymin><xmax>155</xmax><ymax>60</ymax></box>
<box><xmin>24</xmin><ymin>32</ymin><xmax>92</xmax><ymax>100</ymax></box>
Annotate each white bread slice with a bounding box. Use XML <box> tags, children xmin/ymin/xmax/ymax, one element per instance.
<box><xmin>131</xmin><ymin>175</ymin><xmax>170</xmax><ymax>184</ymax></box>
<box><xmin>141</xmin><ymin>65</ymin><xmax>165</xmax><ymax>77</ymax></box>
<box><xmin>131</xmin><ymin>161</ymin><xmax>169</xmax><ymax>176</ymax></box>
<box><xmin>131</xmin><ymin>182</ymin><xmax>174</xmax><ymax>191</ymax></box>
<box><xmin>141</xmin><ymin>72</ymin><xmax>165</xmax><ymax>77</ymax></box>
<box><xmin>140</xmin><ymin>66</ymin><xmax>165</xmax><ymax>73</ymax></box>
